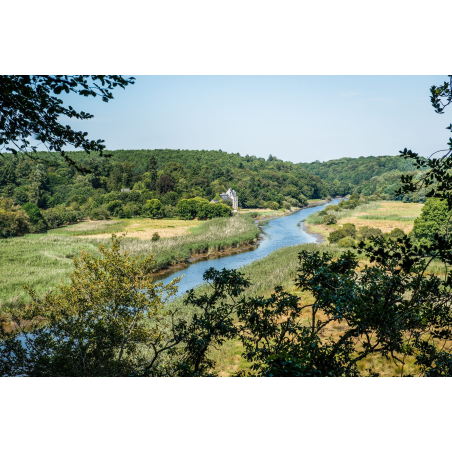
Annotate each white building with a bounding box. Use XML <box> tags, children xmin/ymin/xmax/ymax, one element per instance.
<box><xmin>219</xmin><ymin>188</ymin><xmax>238</xmax><ymax>210</ymax></box>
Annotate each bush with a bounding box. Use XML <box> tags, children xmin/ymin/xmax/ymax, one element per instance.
<box><xmin>151</xmin><ymin>232</ymin><xmax>160</xmax><ymax>241</ymax></box>
<box><xmin>163</xmin><ymin>205</ymin><xmax>177</xmax><ymax>218</ymax></box>
<box><xmin>318</xmin><ymin>210</ymin><xmax>327</xmax><ymax>216</ymax></box>
<box><xmin>328</xmin><ymin>229</ymin><xmax>348</xmax><ymax>243</ymax></box>
<box><xmin>123</xmin><ymin>203</ymin><xmax>141</xmax><ymax>218</ymax></box>
<box><xmin>177</xmin><ymin>197</ymin><xmax>231</xmax><ymax>220</ymax></box>
<box><xmin>324</xmin><ymin>205</ymin><xmax>341</xmax><ymax>212</ymax></box>
<box><xmin>266</xmin><ymin>201</ymin><xmax>279</xmax><ymax>210</ymax></box>
<box><xmin>341</xmin><ymin>223</ymin><xmax>356</xmax><ymax>238</ymax></box>
<box><xmin>90</xmin><ymin>207</ymin><xmax>110</xmax><ymax>221</ymax></box>
<box><xmin>322</xmin><ymin>214</ymin><xmax>337</xmax><ymax>225</ymax></box>
<box><xmin>106</xmin><ymin>200</ymin><xmax>123</xmax><ymax>217</ymax></box>
<box><xmin>42</xmin><ymin>208</ymin><xmax>65</xmax><ymax>229</ymax></box>
<box><xmin>389</xmin><ymin>227</ymin><xmax>405</xmax><ymax>240</ymax></box>
<box><xmin>357</xmin><ymin>226</ymin><xmax>382</xmax><ymax>241</ymax></box>
<box><xmin>337</xmin><ymin>236</ymin><xmax>356</xmax><ymax>247</ymax></box>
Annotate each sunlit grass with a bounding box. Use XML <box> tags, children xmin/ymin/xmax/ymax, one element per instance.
<box><xmin>0</xmin><ymin>214</ymin><xmax>259</xmax><ymax>310</ymax></box>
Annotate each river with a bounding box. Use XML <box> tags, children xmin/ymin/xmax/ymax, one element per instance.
<box><xmin>154</xmin><ymin>198</ymin><xmax>342</xmax><ymax>299</ymax></box>
<box><xmin>9</xmin><ymin>198</ymin><xmax>341</xmax><ymax>351</ymax></box>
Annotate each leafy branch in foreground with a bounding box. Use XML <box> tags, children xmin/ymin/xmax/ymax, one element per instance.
<box><xmin>397</xmin><ymin>76</ymin><xmax>452</xmax><ymax>208</ymax></box>
<box><xmin>0</xmin><ymin>75</ymin><xmax>135</xmax><ymax>172</ymax></box>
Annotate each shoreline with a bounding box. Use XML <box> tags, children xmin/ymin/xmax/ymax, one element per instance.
<box><xmin>151</xmin><ymin>199</ymin><xmax>333</xmax><ymax>279</ymax></box>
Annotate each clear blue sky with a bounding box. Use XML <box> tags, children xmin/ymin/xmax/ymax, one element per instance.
<box><xmin>64</xmin><ymin>75</ymin><xmax>450</xmax><ymax>163</ymax></box>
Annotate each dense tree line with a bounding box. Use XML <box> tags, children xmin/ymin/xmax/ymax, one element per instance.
<box><xmin>0</xmin><ymin>148</ymin><xmax>431</xmax><ymax>239</ymax></box>
<box><xmin>300</xmin><ymin>155</ymin><xmax>427</xmax><ymax>201</ymax></box>
<box><xmin>0</xmin><ymin>149</ymin><xmax>330</xmax><ymax>237</ymax></box>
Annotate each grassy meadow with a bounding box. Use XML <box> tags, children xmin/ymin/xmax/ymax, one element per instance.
<box><xmin>0</xmin><ymin>214</ymin><xmax>259</xmax><ymax>310</ymax></box>
<box><xmin>305</xmin><ymin>201</ymin><xmax>424</xmax><ymax>239</ymax></box>
<box><xmin>50</xmin><ymin>217</ymin><xmax>202</xmax><ymax>239</ymax></box>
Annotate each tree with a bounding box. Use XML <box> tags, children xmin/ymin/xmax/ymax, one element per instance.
<box><xmin>147</xmin><ymin>156</ymin><xmax>158</xmax><ymax>190</ymax></box>
<box><xmin>0</xmin><ymin>197</ymin><xmax>30</xmax><ymax>238</ymax></box>
<box><xmin>156</xmin><ymin>175</ymin><xmax>175</xmax><ymax>195</ymax></box>
<box><xmin>0</xmin><ymin>235</ymin><xmax>180</xmax><ymax>377</ymax></box>
<box><xmin>21</xmin><ymin>202</ymin><xmax>47</xmax><ymax>232</ymax></box>
<box><xmin>411</xmin><ymin>198</ymin><xmax>451</xmax><ymax>246</ymax></box>
<box><xmin>0</xmin><ymin>75</ymin><xmax>134</xmax><ymax>172</ymax></box>
<box><xmin>146</xmin><ymin>199</ymin><xmax>163</xmax><ymax>219</ymax></box>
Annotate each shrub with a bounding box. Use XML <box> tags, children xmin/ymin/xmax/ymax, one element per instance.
<box><xmin>324</xmin><ymin>205</ymin><xmax>341</xmax><ymax>212</ymax></box>
<box><xmin>90</xmin><ymin>207</ymin><xmax>110</xmax><ymax>221</ymax></box>
<box><xmin>322</xmin><ymin>214</ymin><xmax>337</xmax><ymax>225</ymax></box>
<box><xmin>177</xmin><ymin>197</ymin><xmax>231</xmax><ymax>220</ymax></box>
<box><xmin>328</xmin><ymin>229</ymin><xmax>348</xmax><ymax>243</ymax></box>
<box><xmin>123</xmin><ymin>203</ymin><xmax>141</xmax><ymax>218</ymax></box>
<box><xmin>341</xmin><ymin>223</ymin><xmax>356</xmax><ymax>238</ymax></box>
<box><xmin>357</xmin><ymin>226</ymin><xmax>382</xmax><ymax>241</ymax></box>
<box><xmin>163</xmin><ymin>205</ymin><xmax>177</xmax><ymax>218</ymax></box>
<box><xmin>266</xmin><ymin>201</ymin><xmax>279</xmax><ymax>210</ymax></box>
<box><xmin>318</xmin><ymin>210</ymin><xmax>327</xmax><ymax>216</ymax></box>
<box><xmin>151</xmin><ymin>232</ymin><xmax>160</xmax><ymax>241</ymax></box>
<box><xmin>337</xmin><ymin>236</ymin><xmax>356</xmax><ymax>247</ymax></box>
<box><xmin>106</xmin><ymin>200</ymin><xmax>123</xmax><ymax>217</ymax></box>
<box><xmin>42</xmin><ymin>208</ymin><xmax>65</xmax><ymax>229</ymax></box>
<box><xmin>389</xmin><ymin>227</ymin><xmax>405</xmax><ymax>240</ymax></box>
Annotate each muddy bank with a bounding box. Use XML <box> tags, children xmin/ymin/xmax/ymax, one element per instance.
<box><xmin>150</xmin><ymin>238</ymin><xmax>262</xmax><ymax>279</ymax></box>
<box><xmin>298</xmin><ymin>221</ymin><xmax>326</xmax><ymax>244</ymax></box>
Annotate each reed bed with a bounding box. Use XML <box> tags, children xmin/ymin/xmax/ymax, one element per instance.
<box><xmin>50</xmin><ymin>220</ymin><xmax>125</xmax><ymax>236</ymax></box>
<box><xmin>121</xmin><ymin>214</ymin><xmax>260</xmax><ymax>270</ymax></box>
<box><xmin>0</xmin><ymin>214</ymin><xmax>259</xmax><ymax>310</ymax></box>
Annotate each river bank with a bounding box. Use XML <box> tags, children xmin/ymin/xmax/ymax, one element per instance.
<box><xmin>153</xmin><ymin>198</ymin><xmax>343</xmax><ymax>298</ymax></box>
<box><xmin>0</xmin><ymin>214</ymin><xmax>260</xmax><ymax>311</ymax></box>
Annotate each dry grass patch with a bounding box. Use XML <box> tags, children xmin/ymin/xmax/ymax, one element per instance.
<box><xmin>68</xmin><ymin>218</ymin><xmax>202</xmax><ymax>240</ymax></box>
<box><xmin>305</xmin><ymin>201</ymin><xmax>424</xmax><ymax>240</ymax></box>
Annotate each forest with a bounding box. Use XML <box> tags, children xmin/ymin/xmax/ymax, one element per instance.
<box><xmin>0</xmin><ymin>148</ymin><xmax>428</xmax><ymax>238</ymax></box>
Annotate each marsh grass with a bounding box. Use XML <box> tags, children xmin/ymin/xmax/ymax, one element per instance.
<box><xmin>0</xmin><ymin>214</ymin><xmax>259</xmax><ymax>310</ymax></box>
<box><xmin>359</xmin><ymin>214</ymin><xmax>417</xmax><ymax>222</ymax></box>
<box><xmin>49</xmin><ymin>220</ymin><xmax>126</xmax><ymax>236</ymax></box>
<box><xmin>0</xmin><ymin>234</ymin><xmax>101</xmax><ymax>310</ymax></box>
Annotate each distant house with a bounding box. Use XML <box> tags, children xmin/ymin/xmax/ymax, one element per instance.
<box><xmin>121</xmin><ymin>188</ymin><xmax>131</xmax><ymax>193</ymax></box>
<box><xmin>218</xmin><ymin>188</ymin><xmax>238</xmax><ymax>210</ymax></box>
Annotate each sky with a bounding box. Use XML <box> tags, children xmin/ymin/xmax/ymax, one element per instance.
<box><xmin>62</xmin><ymin>75</ymin><xmax>451</xmax><ymax>163</ymax></box>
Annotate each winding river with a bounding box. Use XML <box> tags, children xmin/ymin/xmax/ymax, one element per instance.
<box><xmin>155</xmin><ymin>198</ymin><xmax>342</xmax><ymax>299</ymax></box>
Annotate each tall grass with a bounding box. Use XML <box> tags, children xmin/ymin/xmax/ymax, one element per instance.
<box><xmin>121</xmin><ymin>214</ymin><xmax>260</xmax><ymax>270</ymax></box>
<box><xmin>49</xmin><ymin>220</ymin><xmax>126</xmax><ymax>236</ymax></box>
<box><xmin>0</xmin><ymin>214</ymin><xmax>259</xmax><ymax>310</ymax></box>
<box><xmin>358</xmin><ymin>214</ymin><xmax>417</xmax><ymax>222</ymax></box>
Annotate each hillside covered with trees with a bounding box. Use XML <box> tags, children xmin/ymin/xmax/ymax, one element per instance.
<box><xmin>300</xmin><ymin>155</ymin><xmax>427</xmax><ymax>202</ymax></box>
<box><xmin>0</xmin><ymin>149</ymin><xmax>430</xmax><ymax>238</ymax></box>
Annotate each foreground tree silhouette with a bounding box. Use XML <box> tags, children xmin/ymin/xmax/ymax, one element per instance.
<box><xmin>0</xmin><ymin>75</ymin><xmax>134</xmax><ymax>172</ymax></box>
